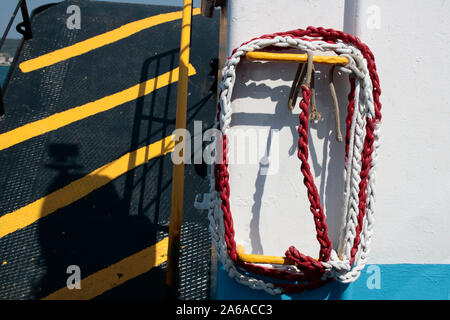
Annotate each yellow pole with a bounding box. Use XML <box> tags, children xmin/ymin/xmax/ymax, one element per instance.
<box><xmin>166</xmin><ymin>0</ymin><xmax>193</xmax><ymax>298</ymax></box>
<box><xmin>245</xmin><ymin>51</ymin><xmax>349</xmax><ymax>65</ymax></box>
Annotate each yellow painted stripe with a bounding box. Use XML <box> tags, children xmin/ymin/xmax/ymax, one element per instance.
<box><xmin>0</xmin><ymin>135</ymin><xmax>175</xmax><ymax>239</ymax></box>
<box><xmin>42</xmin><ymin>237</ymin><xmax>169</xmax><ymax>300</ymax></box>
<box><xmin>0</xmin><ymin>64</ymin><xmax>196</xmax><ymax>151</ymax></box>
<box><xmin>20</xmin><ymin>8</ymin><xmax>201</xmax><ymax>73</ymax></box>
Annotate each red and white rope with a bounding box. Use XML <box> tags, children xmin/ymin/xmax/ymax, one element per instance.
<box><xmin>205</xmin><ymin>27</ymin><xmax>382</xmax><ymax>294</ymax></box>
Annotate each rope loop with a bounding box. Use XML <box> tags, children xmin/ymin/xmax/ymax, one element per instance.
<box><xmin>207</xmin><ymin>27</ymin><xmax>382</xmax><ymax>294</ymax></box>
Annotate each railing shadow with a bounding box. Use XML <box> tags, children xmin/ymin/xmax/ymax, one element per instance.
<box><xmin>35</xmin><ymin>48</ymin><xmax>184</xmax><ymax>299</ymax></box>
<box><xmin>36</xmin><ymin>143</ymin><xmax>131</xmax><ymax>298</ymax></box>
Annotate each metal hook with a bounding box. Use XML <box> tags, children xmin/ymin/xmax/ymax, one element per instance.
<box><xmin>288</xmin><ymin>62</ymin><xmax>306</xmax><ymax>110</ymax></box>
<box><xmin>328</xmin><ymin>65</ymin><xmax>343</xmax><ymax>142</ymax></box>
<box><xmin>309</xmin><ymin>65</ymin><xmax>322</xmax><ymax>121</ymax></box>
<box><xmin>304</xmin><ymin>52</ymin><xmax>314</xmax><ymax>86</ymax></box>
<box><xmin>288</xmin><ymin>51</ymin><xmax>314</xmax><ymax>110</ymax></box>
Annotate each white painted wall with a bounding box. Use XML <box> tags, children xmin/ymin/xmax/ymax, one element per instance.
<box><xmin>225</xmin><ymin>0</ymin><xmax>450</xmax><ymax>264</ymax></box>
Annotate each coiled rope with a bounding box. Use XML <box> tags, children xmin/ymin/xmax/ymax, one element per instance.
<box><xmin>206</xmin><ymin>27</ymin><xmax>382</xmax><ymax>295</ymax></box>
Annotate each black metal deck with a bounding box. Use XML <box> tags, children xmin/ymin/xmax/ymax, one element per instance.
<box><xmin>0</xmin><ymin>0</ymin><xmax>219</xmax><ymax>300</ymax></box>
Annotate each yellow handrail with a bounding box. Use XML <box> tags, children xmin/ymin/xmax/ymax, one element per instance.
<box><xmin>245</xmin><ymin>51</ymin><xmax>349</xmax><ymax>65</ymax></box>
<box><xmin>166</xmin><ymin>0</ymin><xmax>193</xmax><ymax>297</ymax></box>
<box><xmin>236</xmin><ymin>245</ymin><xmax>297</xmax><ymax>265</ymax></box>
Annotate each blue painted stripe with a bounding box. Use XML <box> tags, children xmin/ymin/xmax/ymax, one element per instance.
<box><xmin>216</xmin><ymin>263</ymin><xmax>450</xmax><ymax>300</ymax></box>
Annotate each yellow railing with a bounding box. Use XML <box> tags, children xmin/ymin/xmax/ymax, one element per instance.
<box><xmin>245</xmin><ymin>51</ymin><xmax>349</xmax><ymax>65</ymax></box>
<box><xmin>166</xmin><ymin>0</ymin><xmax>193</xmax><ymax>297</ymax></box>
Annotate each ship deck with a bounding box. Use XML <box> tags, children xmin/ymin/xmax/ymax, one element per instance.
<box><xmin>0</xmin><ymin>0</ymin><xmax>219</xmax><ymax>299</ymax></box>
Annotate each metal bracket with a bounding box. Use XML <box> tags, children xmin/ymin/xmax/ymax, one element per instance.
<box><xmin>201</xmin><ymin>0</ymin><xmax>226</xmax><ymax>18</ymax></box>
<box><xmin>16</xmin><ymin>0</ymin><xmax>32</xmax><ymax>40</ymax></box>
